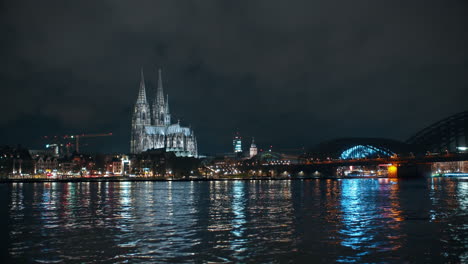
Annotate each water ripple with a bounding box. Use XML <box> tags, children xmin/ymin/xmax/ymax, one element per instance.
<box><xmin>2</xmin><ymin>178</ymin><xmax>467</xmax><ymax>263</ymax></box>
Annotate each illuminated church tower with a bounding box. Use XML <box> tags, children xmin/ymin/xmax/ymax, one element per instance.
<box><xmin>130</xmin><ymin>69</ymin><xmax>151</xmax><ymax>154</ymax></box>
<box><xmin>130</xmin><ymin>68</ymin><xmax>197</xmax><ymax>157</ymax></box>
<box><xmin>249</xmin><ymin>138</ymin><xmax>258</xmax><ymax>158</ymax></box>
<box><xmin>152</xmin><ymin>69</ymin><xmax>171</xmax><ymax>126</ymax></box>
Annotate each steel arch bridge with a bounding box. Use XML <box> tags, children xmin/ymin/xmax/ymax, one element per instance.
<box><xmin>308</xmin><ymin>138</ymin><xmax>409</xmax><ymax>160</ymax></box>
<box><xmin>407</xmin><ymin>111</ymin><xmax>468</xmax><ymax>153</ymax></box>
<box><xmin>340</xmin><ymin>144</ymin><xmax>394</xmax><ymax>159</ymax></box>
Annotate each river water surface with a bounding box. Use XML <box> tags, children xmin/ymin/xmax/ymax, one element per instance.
<box><xmin>1</xmin><ymin>178</ymin><xmax>467</xmax><ymax>263</ymax></box>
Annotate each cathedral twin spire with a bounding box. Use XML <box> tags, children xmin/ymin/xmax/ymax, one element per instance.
<box><xmin>136</xmin><ymin>68</ymin><xmax>148</xmax><ymax>105</ymax></box>
<box><xmin>156</xmin><ymin>69</ymin><xmax>165</xmax><ymax>105</ymax></box>
<box><xmin>136</xmin><ymin>68</ymin><xmax>171</xmax><ymax>127</ymax></box>
<box><xmin>131</xmin><ymin>68</ymin><xmax>197</xmax><ymax>156</ymax></box>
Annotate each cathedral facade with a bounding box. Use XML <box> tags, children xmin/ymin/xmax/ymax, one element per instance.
<box><xmin>130</xmin><ymin>69</ymin><xmax>198</xmax><ymax>157</ymax></box>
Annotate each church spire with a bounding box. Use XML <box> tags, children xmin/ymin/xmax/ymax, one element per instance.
<box><xmin>156</xmin><ymin>68</ymin><xmax>164</xmax><ymax>105</ymax></box>
<box><xmin>249</xmin><ymin>137</ymin><xmax>258</xmax><ymax>158</ymax></box>
<box><xmin>165</xmin><ymin>94</ymin><xmax>169</xmax><ymax>112</ymax></box>
<box><xmin>164</xmin><ymin>94</ymin><xmax>171</xmax><ymax>125</ymax></box>
<box><xmin>136</xmin><ymin>68</ymin><xmax>148</xmax><ymax>104</ymax></box>
<box><xmin>153</xmin><ymin>68</ymin><xmax>169</xmax><ymax>126</ymax></box>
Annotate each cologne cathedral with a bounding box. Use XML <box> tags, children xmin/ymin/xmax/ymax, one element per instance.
<box><xmin>130</xmin><ymin>69</ymin><xmax>198</xmax><ymax>157</ymax></box>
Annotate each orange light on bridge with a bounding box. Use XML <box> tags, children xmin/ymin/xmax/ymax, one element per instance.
<box><xmin>388</xmin><ymin>165</ymin><xmax>398</xmax><ymax>178</ymax></box>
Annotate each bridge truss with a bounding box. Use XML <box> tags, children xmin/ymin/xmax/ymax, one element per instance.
<box><xmin>407</xmin><ymin>111</ymin><xmax>468</xmax><ymax>153</ymax></box>
<box><xmin>340</xmin><ymin>144</ymin><xmax>394</xmax><ymax>159</ymax></box>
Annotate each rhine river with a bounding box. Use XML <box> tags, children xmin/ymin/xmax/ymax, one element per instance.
<box><xmin>1</xmin><ymin>178</ymin><xmax>467</xmax><ymax>263</ymax></box>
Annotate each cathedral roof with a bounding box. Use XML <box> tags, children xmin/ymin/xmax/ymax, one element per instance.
<box><xmin>167</xmin><ymin>124</ymin><xmax>192</xmax><ymax>136</ymax></box>
<box><xmin>145</xmin><ymin>126</ymin><xmax>166</xmax><ymax>135</ymax></box>
<box><xmin>145</xmin><ymin>123</ymin><xmax>193</xmax><ymax>136</ymax></box>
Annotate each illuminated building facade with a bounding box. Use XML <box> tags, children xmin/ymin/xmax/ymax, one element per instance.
<box><xmin>249</xmin><ymin>138</ymin><xmax>258</xmax><ymax>158</ymax></box>
<box><xmin>33</xmin><ymin>156</ymin><xmax>58</xmax><ymax>174</ymax></box>
<box><xmin>130</xmin><ymin>69</ymin><xmax>198</xmax><ymax>157</ymax></box>
<box><xmin>233</xmin><ymin>132</ymin><xmax>242</xmax><ymax>153</ymax></box>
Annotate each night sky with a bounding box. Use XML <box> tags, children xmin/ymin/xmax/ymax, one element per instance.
<box><xmin>1</xmin><ymin>0</ymin><xmax>467</xmax><ymax>154</ymax></box>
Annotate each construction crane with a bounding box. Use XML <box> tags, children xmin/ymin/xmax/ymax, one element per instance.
<box><xmin>43</xmin><ymin>132</ymin><xmax>113</xmax><ymax>153</ymax></box>
<box><xmin>67</xmin><ymin>133</ymin><xmax>113</xmax><ymax>153</ymax></box>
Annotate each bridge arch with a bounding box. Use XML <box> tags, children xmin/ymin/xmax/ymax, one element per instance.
<box><xmin>407</xmin><ymin>111</ymin><xmax>468</xmax><ymax>153</ymax></box>
<box><xmin>340</xmin><ymin>144</ymin><xmax>394</xmax><ymax>159</ymax></box>
<box><xmin>307</xmin><ymin>138</ymin><xmax>410</xmax><ymax>160</ymax></box>
<box><xmin>252</xmin><ymin>152</ymin><xmax>283</xmax><ymax>162</ymax></box>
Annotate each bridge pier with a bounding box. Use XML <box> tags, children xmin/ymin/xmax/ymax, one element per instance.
<box><xmin>390</xmin><ymin>163</ymin><xmax>432</xmax><ymax>178</ymax></box>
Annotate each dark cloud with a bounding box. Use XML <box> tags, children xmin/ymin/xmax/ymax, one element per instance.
<box><xmin>0</xmin><ymin>0</ymin><xmax>467</xmax><ymax>153</ymax></box>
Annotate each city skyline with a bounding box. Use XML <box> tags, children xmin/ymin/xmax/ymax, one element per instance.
<box><xmin>1</xmin><ymin>1</ymin><xmax>467</xmax><ymax>154</ymax></box>
<box><xmin>1</xmin><ymin>1</ymin><xmax>467</xmax><ymax>262</ymax></box>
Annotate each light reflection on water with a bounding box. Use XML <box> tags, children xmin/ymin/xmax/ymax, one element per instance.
<box><xmin>2</xmin><ymin>178</ymin><xmax>468</xmax><ymax>263</ymax></box>
<box><xmin>337</xmin><ymin>179</ymin><xmax>404</xmax><ymax>263</ymax></box>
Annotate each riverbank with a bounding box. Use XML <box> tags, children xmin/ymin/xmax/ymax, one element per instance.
<box><xmin>0</xmin><ymin>175</ymin><xmax>454</xmax><ymax>183</ymax></box>
<box><xmin>0</xmin><ymin>176</ymin><xmax>326</xmax><ymax>183</ymax></box>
